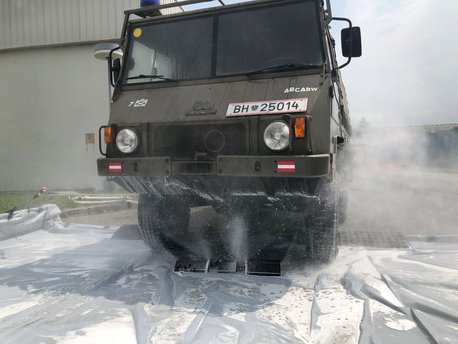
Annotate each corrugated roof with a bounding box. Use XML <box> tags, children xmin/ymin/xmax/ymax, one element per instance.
<box><xmin>0</xmin><ymin>0</ymin><xmax>182</xmax><ymax>50</ymax></box>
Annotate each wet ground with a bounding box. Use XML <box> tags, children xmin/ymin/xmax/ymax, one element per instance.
<box><xmin>0</xmin><ymin>214</ymin><xmax>457</xmax><ymax>343</ymax></box>
<box><xmin>1</xmin><ymin>168</ymin><xmax>457</xmax><ymax>343</ymax></box>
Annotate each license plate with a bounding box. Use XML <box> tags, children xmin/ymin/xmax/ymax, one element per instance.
<box><xmin>226</xmin><ymin>98</ymin><xmax>307</xmax><ymax>117</ymax></box>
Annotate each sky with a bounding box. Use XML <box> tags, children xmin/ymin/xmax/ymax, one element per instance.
<box><xmin>182</xmin><ymin>0</ymin><xmax>458</xmax><ymax>128</ymax></box>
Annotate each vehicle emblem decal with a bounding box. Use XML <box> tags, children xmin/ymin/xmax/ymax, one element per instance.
<box><xmin>193</xmin><ymin>101</ymin><xmax>214</xmax><ymax>111</ymax></box>
<box><xmin>128</xmin><ymin>99</ymin><xmax>149</xmax><ymax>107</ymax></box>
<box><xmin>284</xmin><ymin>87</ymin><xmax>318</xmax><ymax>94</ymax></box>
<box><xmin>186</xmin><ymin>100</ymin><xmax>217</xmax><ymax>116</ymax></box>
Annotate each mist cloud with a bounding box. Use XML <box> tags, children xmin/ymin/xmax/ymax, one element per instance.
<box><xmin>338</xmin><ymin>0</ymin><xmax>458</xmax><ymax>127</ymax></box>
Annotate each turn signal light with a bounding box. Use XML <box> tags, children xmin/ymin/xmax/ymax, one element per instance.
<box><xmin>294</xmin><ymin>117</ymin><xmax>306</xmax><ymax>138</ymax></box>
<box><xmin>104</xmin><ymin>127</ymin><xmax>113</xmax><ymax>144</ymax></box>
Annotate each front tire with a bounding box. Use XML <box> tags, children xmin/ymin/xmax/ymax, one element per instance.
<box><xmin>138</xmin><ymin>194</ymin><xmax>191</xmax><ymax>253</ymax></box>
<box><xmin>306</xmin><ymin>180</ymin><xmax>339</xmax><ymax>263</ymax></box>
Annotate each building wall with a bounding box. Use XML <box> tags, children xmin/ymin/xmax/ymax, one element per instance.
<box><xmin>0</xmin><ymin>0</ymin><xmax>182</xmax><ymax>192</ymax></box>
<box><xmin>425</xmin><ymin>127</ymin><xmax>458</xmax><ymax>168</ymax></box>
<box><xmin>0</xmin><ymin>44</ymin><xmax>109</xmax><ymax>191</ymax></box>
<box><xmin>353</xmin><ymin>125</ymin><xmax>458</xmax><ymax>170</ymax></box>
<box><xmin>0</xmin><ymin>0</ymin><xmax>135</xmax><ymax>50</ymax></box>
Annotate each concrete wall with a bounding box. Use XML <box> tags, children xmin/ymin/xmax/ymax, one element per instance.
<box><xmin>0</xmin><ymin>0</ymin><xmax>183</xmax><ymax>192</ymax></box>
<box><xmin>0</xmin><ymin>44</ymin><xmax>110</xmax><ymax>191</ymax></box>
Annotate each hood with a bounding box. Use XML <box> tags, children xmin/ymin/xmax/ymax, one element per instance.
<box><xmin>110</xmin><ymin>74</ymin><xmax>329</xmax><ymax>124</ymax></box>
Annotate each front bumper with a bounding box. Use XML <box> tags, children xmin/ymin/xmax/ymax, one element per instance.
<box><xmin>97</xmin><ymin>154</ymin><xmax>330</xmax><ymax>178</ymax></box>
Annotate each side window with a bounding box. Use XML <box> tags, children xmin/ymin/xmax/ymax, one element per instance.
<box><xmin>216</xmin><ymin>2</ymin><xmax>323</xmax><ymax>76</ymax></box>
<box><xmin>126</xmin><ymin>41</ymin><xmax>156</xmax><ymax>83</ymax></box>
<box><xmin>124</xmin><ymin>17</ymin><xmax>213</xmax><ymax>84</ymax></box>
<box><xmin>154</xmin><ymin>51</ymin><xmax>173</xmax><ymax>79</ymax></box>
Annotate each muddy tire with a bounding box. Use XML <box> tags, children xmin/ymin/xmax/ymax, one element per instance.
<box><xmin>137</xmin><ymin>194</ymin><xmax>190</xmax><ymax>253</ymax></box>
<box><xmin>337</xmin><ymin>190</ymin><xmax>348</xmax><ymax>225</ymax></box>
<box><xmin>306</xmin><ymin>180</ymin><xmax>339</xmax><ymax>263</ymax></box>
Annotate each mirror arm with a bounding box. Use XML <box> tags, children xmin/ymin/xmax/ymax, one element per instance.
<box><xmin>331</xmin><ymin>17</ymin><xmax>353</xmax><ymax>71</ymax></box>
<box><xmin>337</xmin><ymin>57</ymin><xmax>352</xmax><ymax>70</ymax></box>
<box><xmin>332</xmin><ymin>17</ymin><xmax>353</xmax><ymax>28</ymax></box>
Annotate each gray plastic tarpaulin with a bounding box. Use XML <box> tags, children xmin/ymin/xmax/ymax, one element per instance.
<box><xmin>0</xmin><ymin>213</ymin><xmax>457</xmax><ymax>343</ymax></box>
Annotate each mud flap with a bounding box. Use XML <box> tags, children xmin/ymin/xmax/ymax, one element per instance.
<box><xmin>245</xmin><ymin>259</ymin><xmax>281</xmax><ymax>276</ymax></box>
<box><xmin>216</xmin><ymin>260</ymin><xmax>238</xmax><ymax>273</ymax></box>
<box><xmin>174</xmin><ymin>258</ymin><xmax>210</xmax><ymax>273</ymax></box>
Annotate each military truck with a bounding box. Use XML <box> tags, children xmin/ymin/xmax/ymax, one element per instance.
<box><xmin>97</xmin><ymin>0</ymin><xmax>361</xmax><ymax>275</ymax></box>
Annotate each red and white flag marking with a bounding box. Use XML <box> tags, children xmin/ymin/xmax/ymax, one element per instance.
<box><xmin>277</xmin><ymin>161</ymin><xmax>296</xmax><ymax>173</ymax></box>
<box><xmin>108</xmin><ymin>162</ymin><xmax>123</xmax><ymax>173</ymax></box>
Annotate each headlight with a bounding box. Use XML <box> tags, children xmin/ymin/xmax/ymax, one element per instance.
<box><xmin>116</xmin><ymin>128</ymin><xmax>139</xmax><ymax>154</ymax></box>
<box><xmin>264</xmin><ymin>122</ymin><xmax>290</xmax><ymax>151</ymax></box>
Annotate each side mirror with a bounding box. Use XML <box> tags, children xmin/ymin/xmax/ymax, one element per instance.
<box><xmin>108</xmin><ymin>47</ymin><xmax>124</xmax><ymax>87</ymax></box>
<box><xmin>341</xmin><ymin>27</ymin><xmax>362</xmax><ymax>58</ymax></box>
<box><xmin>94</xmin><ymin>43</ymin><xmax>123</xmax><ymax>87</ymax></box>
<box><xmin>112</xmin><ymin>59</ymin><xmax>122</xmax><ymax>85</ymax></box>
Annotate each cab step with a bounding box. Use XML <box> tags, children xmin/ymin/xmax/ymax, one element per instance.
<box><xmin>174</xmin><ymin>258</ymin><xmax>282</xmax><ymax>276</ymax></box>
<box><xmin>245</xmin><ymin>259</ymin><xmax>281</xmax><ymax>276</ymax></box>
<box><xmin>174</xmin><ymin>257</ymin><xmax>210</xmax><ymax>273</ymax></box>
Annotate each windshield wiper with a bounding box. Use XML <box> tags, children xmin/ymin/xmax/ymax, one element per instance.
<box><xmin>126</xmin><ymin>74</ymin><xmax>176</xmax><ymax>82</ymax></box>
<box><xmin>247</xmin><ymin>64</ymin><xmax>323</xmax><ymax>76</ymax></box>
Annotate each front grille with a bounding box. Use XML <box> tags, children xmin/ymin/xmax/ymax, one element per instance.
<box><xmin>150</xmin><ymin>122</ymin><xmax>248</xmax><ymax>159</ymax></box>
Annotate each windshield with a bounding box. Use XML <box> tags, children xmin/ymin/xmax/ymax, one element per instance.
<box><xmin>123</xmin><ymin>1</ymin><xmax>324</xmax><ymax>84</ymax></box>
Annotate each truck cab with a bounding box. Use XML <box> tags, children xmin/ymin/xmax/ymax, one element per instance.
<box><xmin>97</xmin><ymin>0</ymin><xmax>361</xmax><ymax>274</ymax></box>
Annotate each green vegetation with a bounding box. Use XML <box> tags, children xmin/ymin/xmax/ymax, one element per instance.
<box><xmin>0</xmin><ymin>193</ymin><xmax>79</xmax><ymax>214</ymax></box>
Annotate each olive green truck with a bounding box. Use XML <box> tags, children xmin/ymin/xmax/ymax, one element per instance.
<box><xmin>97</xmin><ymin>0</ymin><xmax>361</xmax><ymax>275</ymax></box>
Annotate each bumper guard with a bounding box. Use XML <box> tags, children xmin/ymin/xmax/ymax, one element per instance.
<box><xmin>97</xmin><ymin>154</ymin><xmax>330</xmax><ymax>178</ymax></box>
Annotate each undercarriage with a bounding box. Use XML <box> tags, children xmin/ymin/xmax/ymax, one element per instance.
<box><xmin>115</xmin><ymin>175</ymin><xmax>341</xmax><ymax>275</ymax></box>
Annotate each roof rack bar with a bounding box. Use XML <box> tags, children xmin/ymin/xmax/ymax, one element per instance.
<box><xmin>324</xmin><ymin>0</ymin><xmax>332</xmax><ymax>25</ymax></box>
